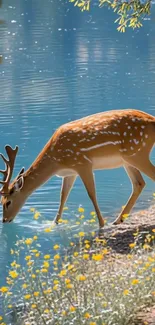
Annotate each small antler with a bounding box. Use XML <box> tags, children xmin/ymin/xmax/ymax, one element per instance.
<box><xmin>0</xmin><ymin>145</ymin><xmax>18</xmax><ymax>195</ymax></box>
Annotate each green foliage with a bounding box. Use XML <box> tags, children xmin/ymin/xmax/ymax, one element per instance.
<box><xmin>69</xmin><ymin>0</ymin><xmax>152</xmax><ymax>31</ymax></box>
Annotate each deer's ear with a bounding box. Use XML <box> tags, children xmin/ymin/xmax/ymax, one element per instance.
<box><xmin>14</xmin><ymin>177</ymin><xmax>24</xmax><ymax>192</ymax></box>
<box><xmin>17</xmin><ymin>167</ymin><xmax>25</xmax><ymax>179</ymax></box>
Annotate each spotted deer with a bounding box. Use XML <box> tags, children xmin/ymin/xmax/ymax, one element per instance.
<box><xmin>1</xmin><ymin>109</ymin><xmax>155</xmax><ymax>226</ymax></box>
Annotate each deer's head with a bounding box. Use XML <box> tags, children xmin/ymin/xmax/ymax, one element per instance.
<box><xmin>0</xmin><ymin>145</ymin><xmax>25</xmax><ymax>223</ymax></box>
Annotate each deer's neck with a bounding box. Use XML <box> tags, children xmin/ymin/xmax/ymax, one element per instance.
<box><xmin>23</xmin><ymin>142</ymin><xmax>58</xmax><ymax>195</ymax></box>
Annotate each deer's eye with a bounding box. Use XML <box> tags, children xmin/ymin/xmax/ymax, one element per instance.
<box><xmin>6</xmin><ymin>201</ymin><xmax>11</xmax><ymax>209</ymax></box>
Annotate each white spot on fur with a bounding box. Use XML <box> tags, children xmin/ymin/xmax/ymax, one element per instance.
<box><xmin>133</xmin><ymin>139</ymin><xmax>139</xmax><ymax>144</ymax></box>
<box><xmin>83</xmin><ymin>155</ymin><xmax>92</xmax><ymax>163</ymax></box>
<box><xmin>79</xmin><ymin>138</ymin><xmax>86</xmax><ymax>143</ymax></box>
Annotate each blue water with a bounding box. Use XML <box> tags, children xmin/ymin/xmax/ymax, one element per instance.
<box><xmin>0</xmin><ymin>0</ymin><xmax>155</xmax><ymax>300</ymax></box>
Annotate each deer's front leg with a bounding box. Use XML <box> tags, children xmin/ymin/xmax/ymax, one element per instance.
<box><xmin>54</xmin><ymin>175</ymin><xmax>77</xmax><ymax>224</ymax></box>
<box><xmin>78</xmin><ymin>166</ymin><xmax>105</xmax><ymax>228</ymax></box>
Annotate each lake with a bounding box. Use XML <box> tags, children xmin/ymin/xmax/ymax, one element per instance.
<box><xmin>0</xmin><ymin>0</ymin><xmax>155</xmax><ymax>308</ymax></box>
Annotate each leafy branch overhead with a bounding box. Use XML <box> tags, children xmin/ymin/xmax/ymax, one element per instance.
<box><xmin>69</xmin><ymin>0</ymin><xmax>152</xmax><ymax>32</ymax></box>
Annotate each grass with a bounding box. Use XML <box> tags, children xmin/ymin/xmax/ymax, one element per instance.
<box><xmin>1</xmin><ymin>208</ymin><xmax>155</xmax><ymax>325</ymax></box>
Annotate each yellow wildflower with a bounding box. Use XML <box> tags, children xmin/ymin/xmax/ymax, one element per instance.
<box><xmin>25</xmin><ymin>255</ymin><xmax>31</xmax><ymax>261</ymax></box>
<box><xmin>44</xmin><ymin>228</ymin><xmax>51</xmax><ymax>233</ymax></box>
<box><xmin>83</xmin><ymin>254</ymin><xmax>89</xmax><ymax>260</ymax></box>
<box><xmin>143</xmin><ymin>244</ymin><xmax>151</xmax><ymax>250</ymax></box>
<box><xmin>53</xmin><ymin>279</ymin><xmax>59</xmax><ymax>285</ymax></box>
<box><xmin>62</xmin><ymin>310</ymin><xmax>67</xmax><ymax>316</ymax></box>
<box><xmin>102</xmin><ymin>248</ymin><xmax>108</xmax><ymax>255</ymax></box>
<box><xmin>0</xmin><ymin>316</ymin><xmax>3</xmax><ymax>321</ymax></box>
<box><xmin>9</xmin><ymin>270</ymin><xmax>18</xmax><ymax>279</ymax></box>
<box><xmin>148</xmin><ymin>257</ymin><xmax>154</xmax><ymax>262</ymax></box>
<box><xmin>74</xmin><ymin>252</ymin><xmax>78</xmax><ymax>257</ymax></box>
<box><xmin>63</xmin><ymin>206</ymin><xmax>68</xmax><ymax>210</ymax></box>
<box><xmin>44</xmin><ymin>288</ymin><xmax>52</xmax><ymax>294</ymax></box>
<box><xmin>78</xmin><ymin>207</ymin><xmax>84</xmax><ymax>213</ymax></box>
<box><xmin>25</xmin><ymin>238</ymin><xmax>33</xmax><ymax>245</ymax></box>
<box><xmin>123</xmin><ymin>289</ymin><xmax>129</xmax><ymax>295</ymax></box>
<box><xmin>32</xmin><ymin>304</ymin><xmax>37</xmax><ymax>309</ymax></box>
<box><xmin>8</xmin><ymin>305</ymin><xmax>12</xmax><ymax>308</ymax></box>
<box><xmin>31</xmin><ymin>274</ymin><xmax>36</xmax><ymax>279</ymax></box>
<box><xmin>77</xmin><ymin>274</ymin><xmax>86</xmax><ymax>281</ymax></box>
<box><xmin>66</xmin><ymin>283</ymin><xmax>73</xmax><ymax>289</ymax></box>
<box><xmin>42</xmin><ymin>282</ymin><xmax>46</xmax><ymax>286</ymax></box>
<box><xmin>34</xmin><ymin>292</ymin><xmax>39</xmax><ymax>297</ymax></box>
<box><xmin>24</xmin><ymin>294</ymin><xmax>31</xmax><ymax>300</ymax></box>
<box><xmin>44</xmin><ymin>309</ymin><xmax>50</xmax><ymax>314</ymax></box>
<box><xmin>10</xmin><ymin>249</ymin><xmax>14</xmax><ymax>255</ymax></box>
<box><xmin>10</xmin><ymin>261</ymin><xmax>19</xmax><ymax>268</ymax></box>
<box><xmin>89</xmin><ymin>219</ymin><xmax>95</xmax><ymax>223</ymax></box>
<box><xmin>53</xmin><ymin>285</ymin><xmax>58</xmax><ymax>290</ymax></box>
<box><xmin>31</xmin><ymin>249</ymin><xmax>38</xmax><ymax>253</ymax></box>
<box><xmin>90</xmin><ymin>211</ymin><xmax>96</xmax><ymax>216</ymax></box>
<box><xmin>35</xmin><ymin>253</ymin><xmax>40</xmax><ymax>257</ymax></box>
<box><xmin>92</xmin><ymin>254</ymin><xmax>103</xmax><ymax>261</ymax></box>
<box><xmin>43</xmin><ymin>261</ymin><xmax>50</xmax><ymax>268</ymax></box>
<box><xmin>68</xmin><ymin>264</ymin><xmax>74</xmax><ymax>271</ymax></box>
<box><xmin>85</xmin><ymin>244</ymin><xmax>90</xmax><ymax>249</ymax></box>
<box><xmin>41</xmin><ymin>268</ymin><xmax>48</xmax><ymax>273</ymax></box>
<box><xmin>89</xmin><ymin>322</ymin><xmax>96</xmax><ymax>325</ymax></box>
<box><xmin>54</xmin><ymin>254</ymin><xmax>60</xmax><ymax>260</ymax></box>
<box><xmin>33</xmin><ymin>236</ymin><xmax>38</xmax><ymax>240</ymax></box>
<box><xmin>78</xmin><ymin>231</ymin><xmax>85</xmax><ymax>237</ymax></box>
<box><xmin>129</xmin><ymin>243</ymin><xmax>136</xmax><ymax>249</ymax></box>
<box><xmin>59</xmin><ymin>269</ymin><xmax>67</xmax><ymax>277</ymax></box>
<box><xmin>0</xmin><ymin>287</ymin><xmax>8</xmax><ymax>293</ymax></box>
<box><xmin>22</xmin><ymin>284</ymin><xmax>28</xmax><ymax>289</ymax></box>
<box><xmin>122</xmin><ymin>213</ymin><xmax>129</xmax><ymax>220</ymax></box>
<box><xmin>69</xmin><ymin>305</ymin><xmax>76</xmax><ymax>312</ymax></box>
<box><xmin>26</xmin><ymin>260</ymin><xmax>33</xmax><ymax>267</ymax></box>
<box><xmin>84</xmin><ymin>312</ymin><xmax>91</xmax><ymax>319</ymax></box>
<box><xmin>30</xmin><ymin>208</ymin><xmax>35</xmax><ymax>212</ymax></box>
<box><xmin>53</xmin><ymin>245</ymin><xmax>60</xmax><ymax>250</ymax></box>
<box><xmin>131</xmin><ymin>279</ymin><xmax>139</xmax><ymax>285</ymax></box>
<box><xmin>152</xmin><ymin>268</ymin><xmax>155</xmax><ymax>272</ymax></box>
<box><xmin>34</xmin><ymin>211</ymin><xmax>40</xmax><ymax>220</ymax></box>
<box><xmin>70</xmin><ymin>242</ymin><xmax>74</xmax><ymax>246</ymax></box>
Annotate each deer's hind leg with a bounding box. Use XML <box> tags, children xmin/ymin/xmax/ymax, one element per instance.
<box><xmin>113</xmin><ymin>164</ymin><xmax>145</xmax><ymax>225</ymax></box>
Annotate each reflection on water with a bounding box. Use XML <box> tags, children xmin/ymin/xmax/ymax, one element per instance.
<box><xmin>0</xmin><ymin>0</ymin><xmax>155</xmax><ymax>311</ymax></box>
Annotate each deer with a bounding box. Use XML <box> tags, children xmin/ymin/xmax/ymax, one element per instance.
<box><xmin>1</xmin><ymin>108</ymin><xmax>155</xmax><ymax>226</ymax></box>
